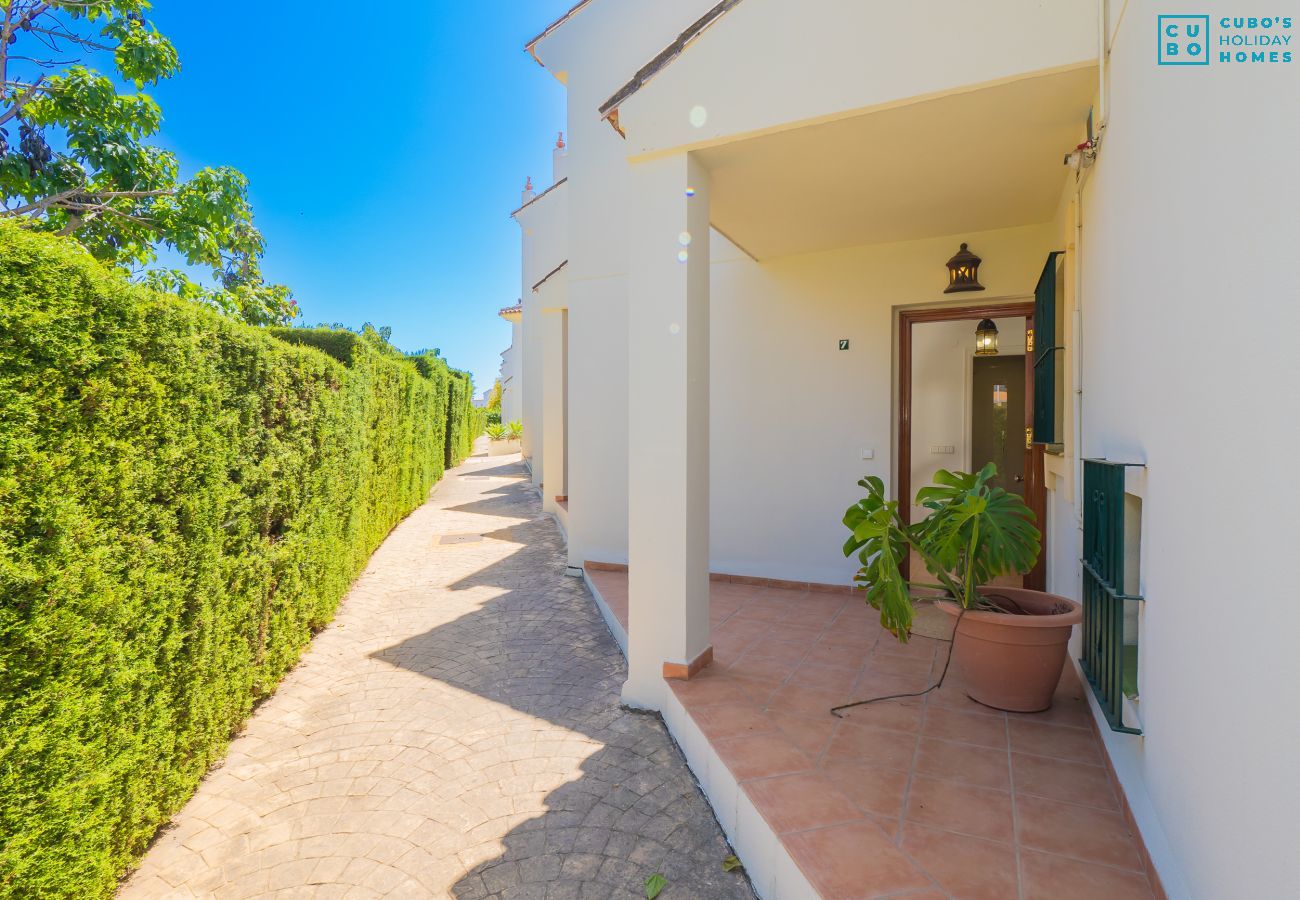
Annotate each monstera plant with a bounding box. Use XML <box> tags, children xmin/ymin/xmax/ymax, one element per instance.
<box><xmin>842</xmin><ymin>464</ymin><xmax>1081</xmax><ymax>714</ymax></box>
<box><xmin>842</xmin><ymin>464</ymin><xmax>1041</xmax><ymax>640</ymax></box>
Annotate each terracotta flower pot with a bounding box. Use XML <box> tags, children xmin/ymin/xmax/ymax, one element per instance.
<box><xmin>936</xmin><ymin>588</ymin><xmax>1082</xmax><ymax>713</ymax></box>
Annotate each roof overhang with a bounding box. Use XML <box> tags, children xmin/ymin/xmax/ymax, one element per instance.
<box><xmin>597</xmin><ymin>0</ymin><xmax>745</xmax><ymax>130</ymax></box>
<box><xmin>525</xmin><ymin>0</ymin><xmax>597</xmax><ymax>74</ymax></box>
<box><xmin>695</xmin><ymin>66</ymin><xmax>1095</xmax><ymax>259</ymax></box>
<box><xmin>510</xmin><ymin>177</ymin><xmax>568</xmax><ymax>219</ymax></box>
<box><xmin>531</xmin><ymin>260</ymin><xmax>569</xmax><ymax>294</ymax></box>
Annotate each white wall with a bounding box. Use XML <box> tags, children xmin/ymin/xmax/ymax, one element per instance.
<box><xmin>618</xmin><ymin>0</ymin><xmax>1097</xmax><ymax>158</ymax></box>
<box><xmin>1065</xmin><ymin>9</ymin><xmax>1300</xmax><ymax>898</ymax></box>
<box><xmin>516</xmin><ymin>182</ymin><xmax>569</xmax><ymax>481</ymax></box>
<box><xmin>708</xmin><ymin>224</ymin><xmax>1057</xmax><ymax>585</ymax></box>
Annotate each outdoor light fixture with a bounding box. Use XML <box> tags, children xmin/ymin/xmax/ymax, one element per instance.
<box><xmin>944</xmin><ymin>243</ymin><xmax>984</xmax><ymax>293</ymax></box>
<box><xmin>975</xmin><ymin>319</ymin><xmax>999</xmax><ymax>356</ymax></box>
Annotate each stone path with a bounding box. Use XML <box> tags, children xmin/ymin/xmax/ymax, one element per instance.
<box><xmin>123</xmin><ymin>449</ymin><xmax>754</xmax><ymax>900</ymax></box>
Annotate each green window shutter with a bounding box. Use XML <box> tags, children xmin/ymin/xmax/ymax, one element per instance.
<box><xmin>1032</xmin><ymin>251</ymin><xmax>1064</xmax><ymax>445</ymax></box>
<box><xmin>1081</xmin><ymin>459</ymin><xmax>1143</xmax><ymax>734</ymax></box>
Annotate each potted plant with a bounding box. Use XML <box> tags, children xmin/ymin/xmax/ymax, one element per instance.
<box><xmin>487</xmin><ymin>421</ymin><xmax>523</xmax><ymax>456</ymax></box>
<box><xmin>842</xmin><ymin>464</ymin><xmax>1081</xmax><ymax>712</ymax></box>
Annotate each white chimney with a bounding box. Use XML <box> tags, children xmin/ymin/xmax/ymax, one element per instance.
<box><xmin>520</xmin><ymin>176</ymin><xmax>536</xmax><ymax>206</ymax></box>
<box><xmin>552</xmin><ymin>132</ymin><xmax>570</xmax><ymax>182</ymax></box>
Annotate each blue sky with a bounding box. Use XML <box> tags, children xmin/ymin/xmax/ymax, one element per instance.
<box><xmin>145</xmin><ymin>2</ymin><xmax>568</xmax><ymax>392</ymax></box>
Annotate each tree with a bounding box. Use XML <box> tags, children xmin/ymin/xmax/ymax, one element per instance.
<box><xmin>487</xmin><ymin>379</ymin><xmax>502</xmax><ymax>412</ymax></box>
<box><xmin>0</xmin><ymin>1</ymin><xmax>294</xmax><ymax>325</ymax></box>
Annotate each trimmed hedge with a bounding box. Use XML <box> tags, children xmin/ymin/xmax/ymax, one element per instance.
<box><xmin>0</xmin><ymin>225</ymin><xmax>469</xmax><ymax>897</ymax></box>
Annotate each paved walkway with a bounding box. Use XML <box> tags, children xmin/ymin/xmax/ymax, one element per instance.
<box><xmin>123</xmin><ymin>450</ymin><xmax>753</xmax><ymax>900</ymax></box>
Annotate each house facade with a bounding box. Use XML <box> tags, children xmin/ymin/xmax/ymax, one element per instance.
<box><xmin>496</xmin><ymin>302</ymin><xmax>523</xmax><ymax>424</ymax></box>
<box><xmin>514</xmin><ymin>2</ymin><xmax>1300</xmax><ymax>897</ymax></box>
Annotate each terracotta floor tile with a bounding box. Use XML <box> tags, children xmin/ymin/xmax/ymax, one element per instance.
<box><xmin>766</xmin><ymin>623</ymin><xmax>830</xmax><ymax>645</ymax></box>
<box><xmin>669</xmin><ymin>671</ymin><xmax>754</xmax><ymax>707</ymax></box>
<box><xmin>873</xmin><ymin>636</ymin><xmax>940</xmax><ymax>662</ymax></box>
<box><xmin>688</xmin><ymin>702</ymin><xmax>778</xmax><ymax>742</ymax></box>
<box><xmin>712</xmin><ymin>732</ymin><xmax>815</xmax><ymax>781</ymax></box>
<box><xmin>914</xmin><ymin>738</ymin><xmax>1011</xmax><ymax>791</ymax></box>
<box><xmin>922</xmin><ymin>707</ymin><xmax>1009</xmax><ymax>749</ymax></box>
<box><xmin>802</xmin><ymin>641</ymin><xmax>870</xmax><ymax>671</ymax></box>
<box><xmin>731</xmin><ymin>601</ymin><xmax>796</xmax><ymax>623</ymax></box>
<box><xmin>727</xmin><ymin>672</ymin><xmax>787</xmax><ymax>708</ymax></box>
<box><xmin>1019</xmin><ymin>849</ymin><xmax>1154</xmax><ymax>900</ymax></box>
<box><xmin>743</xmin><ymin>772</ymin><xmax>864</xmax><ymax>834</ymax></box>
<box><xmin>853</xmin><ymin>669</ymin><xmax>935</xmax><ymax>699</ymax></box>
<box><xmin>830</xmin><ymin>698</ymin><xmax>924</xmax><ymax>735</ymax></box>
<box><xmin>927</xmin><ymin>680</ymin><xmax>1007</xmax><ymax>718</ymax></box>
<box><xmin>785</xmin><ymin>821</ymin><xmax>932</xmax><ymax>899</ymax></box>
<box><xmin>823</xmin><ymin>721</ymin><xmax>919</xmax><ymax>770</ymax></box>
<box><xmin>744</xmin><ymin>638</ymin><xmax>812</xmax><ymax>668</ymax></box>
<box><xmin>901</xmin><ymin>823</ymin><xmax>1019</xmax><ymax>899</ymax></box>
<box><xmin>710</xmin><ymin>637</ymin><xmax>752</xmax><ymax>667</ymax></box>
<box><xmin>904</xmin><ymin>776</ymin><xmax>1015</xmax><ymax>843</ymax></box>
<box><xmin>821</xmin><ymin>624</ymin><xmax>878</xmax><ymax>649</ymax></box>
<box><xmin>1009</xmin><ymin>719</ymin><xmax>1102</xmax><ymax>764</ymax></box>
<box><xmin>1012</xmin><ymin>753</ymin><xmax>1117</xmax><ymax>810</ymax></box>
<box><xmin>787</xmin><ymin>662</ymin><xmax>861</xmax><ymax>695</ymax></box>
<box><xmin>726</xmin><ymin>650</ymin><xmax>801</xmax><ymax>685</ymax></box>
<box><xmin>765</xmin><ymin>682</ymin><xmax>845</xmax><ymax>719</ymax></box>
<box><xmin>1006</xmin><ymin>693</ymin><xmax>1094</xmax><ymax>730</ymax></box>
<box><xmin>767</xmin><ymin>709</ymin><xmax>838</xmax><ymax>760</ymax></box>
<box><xmin>866</xmin><ymin>652</ymin><xmax>937</xmax><ymax>679</ymax></box>
<box><xmin>1015</xmin><ymin>795</ymin><xmax>1145</xmax><ymax>872</ymax></box>
<box><xmin>820</xmin><ymin>761</ymin><xmax>911</xmax><ymax>820</ymax></box>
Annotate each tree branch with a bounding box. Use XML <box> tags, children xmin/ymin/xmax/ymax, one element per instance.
<box><xmin>0</xmin><ymin>187</ymin><xmax>173</xmax><ymax>218</ymax></box>
<box><xmin>0</xmin><ymin>75</ymin><xmax>47</xmax><ymax>127</ymax></box>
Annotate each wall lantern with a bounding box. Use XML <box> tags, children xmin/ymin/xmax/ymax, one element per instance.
<box><xmin>944</xmin><ymin>243</ymin><xmax>985</xmax><ymax>293</ymax></box>
<box><xmin>974</xmin><ymin>318</ymin><xmax>999</xmax><ymax>356</ymax></box>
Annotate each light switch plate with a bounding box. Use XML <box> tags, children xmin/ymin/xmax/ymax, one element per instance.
<box><xmin>931</xmin><ymin>444</ymin><xmax>956</xmax><ymax>455</ymax></box>
<box><xmin>861</xmin><ymin>449</ymin><xmax>875</xmax><ymax>460</ymax></box>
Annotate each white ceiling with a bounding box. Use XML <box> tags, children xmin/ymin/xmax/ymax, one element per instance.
<box><xmin>697</xmin><ymin>67</ymin><xmax>1096</xmax><ymax>259</ymax></box>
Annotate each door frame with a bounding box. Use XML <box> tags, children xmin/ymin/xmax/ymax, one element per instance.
<box><xmin>898</xmin><ymin>301</ymin><xmax>1047</xmax><ymax>591</ymax></box>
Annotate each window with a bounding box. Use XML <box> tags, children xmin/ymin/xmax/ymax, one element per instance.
<box><xmin>1081</xmin><ymin>459</ymin><xmax>1144</xmax><ymax>734</ymax></box>
<box><xmin>1032</xmin><ymin>252</ymin><xmax>1065</xmax><ymax>448</ymax></box>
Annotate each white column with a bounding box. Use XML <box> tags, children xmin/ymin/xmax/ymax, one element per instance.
<box><xmin>521</xmin><ymin>298</ymin><xmax>544</xmax><ymax>485</ymax></box>
<box><xmin>541</xmin><ymin>307</ymin><xmax>567</xmax><ymax>512</ymax></box>
<box><xmin>623</xmin><ymin>152</ymin><xmax>711</xmax><ymax>709</ymax></box>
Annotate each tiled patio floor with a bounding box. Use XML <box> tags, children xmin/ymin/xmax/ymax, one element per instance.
<box><xmin>588</xmin><ymin>570</ymin><xmax>1158</xmax><ymax>900</ymax></box>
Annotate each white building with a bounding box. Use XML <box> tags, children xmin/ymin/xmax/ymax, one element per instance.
<box><xmin>496</xmin><ymin>301</ymin><xmax>523</xmax><ymax>424</ymax></box>
<box><xmin>514</xmin><ymin>2</ymin><xmax>1300</xmax><ymax>897</ymax></box>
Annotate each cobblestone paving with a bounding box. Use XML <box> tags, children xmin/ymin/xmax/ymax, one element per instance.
<box><xmin>123</xmin><ymin>450</ymin><xmax>754</xmax><ymax>900</ymax></box>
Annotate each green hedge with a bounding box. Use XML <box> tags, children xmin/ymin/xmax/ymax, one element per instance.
<box><xmin>0</xmin><ymin>225</ymin><xmax>466</xmax><ymax>897</ymax></box>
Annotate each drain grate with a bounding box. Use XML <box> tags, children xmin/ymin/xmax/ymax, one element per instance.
<box><xmin>439</xmin><ymin>533</ymin><xmax>484</xmax><ymax>545</ymax></box>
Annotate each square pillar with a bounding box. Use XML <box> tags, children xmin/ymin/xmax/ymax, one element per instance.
<box><xmin>623</xmin><ymin>153</ymin><xmax>711</xmax><ymax>709</ymax></box>
<box><xmin>541</xmin><ymin>307</ymin><xmax>568</xmax><ymax>511</ymax></box>
<box><xmin>521</xmin><ymin>297</ymin><xmax>544</xmax><ymax>485</ymax></box>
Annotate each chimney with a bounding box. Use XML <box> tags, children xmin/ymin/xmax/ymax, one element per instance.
<box><xmin>521</xmin><ymin>176</ymin><xmax>536</xmax><ymax>206</ymax></box>
<box><xmin>553</xmin><ymin>131</ymin><xmax>570</xmax><ymax>181</ymax></box>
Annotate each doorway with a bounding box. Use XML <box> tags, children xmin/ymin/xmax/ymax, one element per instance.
<box><xmin>898</xmin><ymin>303</ymin><xmax>1046</xmax><ymax>590</ymax></box>
<box><xmin>971</xmin><ymin>355</ymin><xmax>1026</xmax><ymax>497</ymax></box>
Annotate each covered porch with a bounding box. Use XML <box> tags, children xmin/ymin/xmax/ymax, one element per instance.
<box><xmin>588</xmin><ymin>568</ymin><xmax>1156</xmax><ymax>899</ymax></box>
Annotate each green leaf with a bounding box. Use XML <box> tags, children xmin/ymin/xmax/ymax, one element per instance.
<box><xmin>722</xmin><ymin>855</ymin><xmax>744</xmax><ymax>872</ymax></box>
<box><xmin>645</xmin><ymin>873</ymin><xmax>668</xmax><ymax>899</ymax></box>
